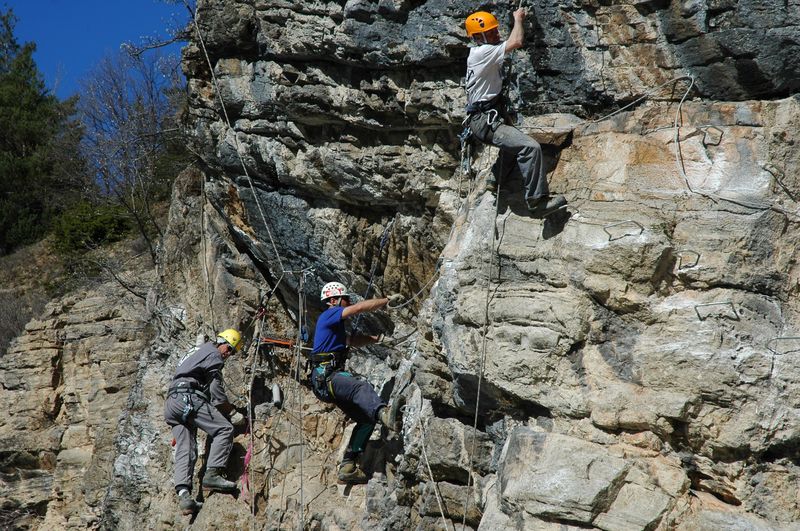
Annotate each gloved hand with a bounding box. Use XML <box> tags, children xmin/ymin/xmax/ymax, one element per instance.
<box><xmin>387</xmin><ymin>293</ymin><xmax>404</xmax><ymax>307</ymax></box>
<box><xmin>230</xmin><ymin>411</ymin><xmax>246</xmax><ymax>427</ymax></box>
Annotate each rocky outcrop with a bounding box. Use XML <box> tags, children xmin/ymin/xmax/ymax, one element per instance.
<box><xmin>0</xmin><ymin>254</ymin><xmax>153</xmax><ymax>529</ymax></box>
<box><xmin>2</xmin><ymin>1</ymin><xmax>800</xmax><ymax>530</ymax></box>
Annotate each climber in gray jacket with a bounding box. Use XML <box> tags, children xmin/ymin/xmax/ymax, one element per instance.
<box><xmin>464</xmin><ymin>9</ymin><xmax>566</xmax><ymax>218</ymax></box>
<box><xmin>164</xmin><ymin>328</ymin><xmax>246</xmax><ymax>515</ymax></box>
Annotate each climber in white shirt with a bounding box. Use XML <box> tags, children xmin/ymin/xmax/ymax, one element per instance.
<box><xmin>464</xmin><ymin>9</ymin><xmax>567</xmax><ymax>218</ymax></box>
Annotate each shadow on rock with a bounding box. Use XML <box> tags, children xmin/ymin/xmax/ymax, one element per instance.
<box><xmin>542</xmin><ymin>208</ymin><xmax>571</xmax><ymax>239</ymax></box>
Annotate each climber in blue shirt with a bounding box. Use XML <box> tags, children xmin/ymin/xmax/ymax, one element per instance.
<box><xmin>310</xmin><ymin>281</ymin><xmax>403</xmax><ymax>483</ymax></box>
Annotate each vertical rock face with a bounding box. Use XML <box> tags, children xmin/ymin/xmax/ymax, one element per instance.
<box><xmin>0</xmin><ymin>261</ymin><xmax>153</xmax><ymax>529</ymax></box>
<box><xmin>2</xmin><ymin>1</ymin><xmax>800</xmax><ymax>530</ymax></box>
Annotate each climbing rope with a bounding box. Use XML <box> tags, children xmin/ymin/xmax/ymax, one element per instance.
<box><xmin>668</xmin><ymin>78</ymin><xmax>800</xmax><ymax>220</ymax></box>
<box><xmin>294</xmin><ymin>269</ymin><xmax>311</xmax><ymax>528</ymax></box>
<box><xmin>244</xmin><ymin>312</ymin><xmax>266</xmax><ymax>530</ymax></box>
<box><xmin>184</xmin><ymin>1</ymin><xmax>286</xmax><ymax>275</ymax></box>
<box><xmin>352</xmin><ymin>216</ymin><xmax>397</xmax><ymax>331</ymax></box>
<box><xmin>386</xmin><ymin>158</ymin><xmax>484</xmax><ymax>312</ymax></box>
<box><xmin>417</xmin><ymin>394</ymin><xmax>455</xmax><ymax>531</ymax></box>
<box><xmin>582</xmin><ymin>75</ymin><xmax>694</xmax><ymax>128</ymax></box>
<box><xmin>461</xmin><ymin>186</ymin><xmax>502</xmax><ymax>529</ymax></box>
<box><xmin>185</xmin><ymin>6</ymin><xmax>318</xmax><ymax>528</ymax></box>
<box><xmin>200</xmin><ymin>178</ymin><xmax>217</xmax><ymax>333</ymax></box>
<box><xmin>386</xmin><ymin>257</ymin><xmax>445</xmax><ymax>311</ymax></box>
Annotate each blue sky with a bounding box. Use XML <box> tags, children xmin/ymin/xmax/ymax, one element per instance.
<box><xmin>5</xmin><ymin>0</ymin><xmax>188</xmax><ymax>98</ymax></box>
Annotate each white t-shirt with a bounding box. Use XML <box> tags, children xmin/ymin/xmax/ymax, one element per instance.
<box><xmin>465</xmin><ymin>41</ymin><xmax>508</xmax><ymax>106</ymax></box>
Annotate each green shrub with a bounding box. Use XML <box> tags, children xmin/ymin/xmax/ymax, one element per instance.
<box><xmin>52</xmin><ymin>201</ymin><xmax>131</xmax><ymax>255</ymax></box>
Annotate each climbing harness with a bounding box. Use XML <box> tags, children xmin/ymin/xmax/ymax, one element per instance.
<box><xmin>458</xmin><ymin>126</ymin><xmax>474</xmax><ymax>177</ymax></box>
<box><xmin>308</xmin><ymin>351</ymin><xmax>348</xmax><ymax>403</ymax></box>
<box><xmin>167</xmin><ymin>380</ymin><xmax>212</xmax><ymax>404</ymax></box>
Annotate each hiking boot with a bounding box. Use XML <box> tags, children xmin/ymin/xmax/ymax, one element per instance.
<box><xmin>202</xmin><ymin>468</ymin><xmax>237</xmax><ymax>493</ymax></box>
<box><xmin>527</xmin><ymin>195</ymin><xmax>567</xmax><ymax>218</ymax></box>
<box><xmin>337</xmin><ymin>460</ymin><xmax>367</xmax><ymax>484</ymax></box>
<box><xmin>378</xmin><ymin>399</ymin><xmax>403</xmax><ymax>433</ymax></box>
<box><xmin>178</xmin><ymin>491</ymin><xmax>202</xmax><ymax>515</ymax></box>
<box><xmin>378</xmin><ymin>406</ymin><xmax>395</xmax><ymax>432</ymax></box>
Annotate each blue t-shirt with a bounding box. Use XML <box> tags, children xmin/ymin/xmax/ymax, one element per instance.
<box><xmin>312</xmin><ymin>306</ymin><xmax>347</xmax><ymax>354</ymax></box>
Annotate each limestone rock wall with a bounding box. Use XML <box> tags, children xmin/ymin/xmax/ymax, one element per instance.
<box><xmin>0</xmin><ymin>257</ymin><xmax>153</xmax><ymax>529</ymax></box>
<box><xmin>2</xmin><ymin>0</ymin><xmax>800</xmax><ymax>530</ymax></box>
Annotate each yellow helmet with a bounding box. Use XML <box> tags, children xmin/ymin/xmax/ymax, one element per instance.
<box><xmin>217</xmin><ymin>328</ymin><xmax>242</xmax><ymax>351</ymax></box>
<box><xmin>465</xmin><ymin>11</ymin><xmax>498</xmax><ymax>37</ymax></box>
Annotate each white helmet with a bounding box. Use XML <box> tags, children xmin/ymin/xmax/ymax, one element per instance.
<box><xmin>320</xmin><ymin>281</ymin><xmax>349</xmax><ymax>302</ymax></box>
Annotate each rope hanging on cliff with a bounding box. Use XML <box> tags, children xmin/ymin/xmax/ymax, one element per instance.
<box><xmin>187</xmin><ymin>7</ymin><xmax>314</xmax><ymax>521</ymax></box>
<box><xmin>386</xmin><ymin>165</ymin><xmax>482</xmax><ymax>312</ymax></box>
<box><xmin>416</xmin><ymin>392</ymin><xmax>455</xmax><ymax>531</ymax></box>
<box><xmin>244</xmin><ymin>312</ymin><xmax>267</xmax><ymax>530</ymax></box>
<box><xmin>668</xmin><ymin>78</ymin><xmax>800</xmax><ymax>221</ymax></box>
<box><xmin>352</xmin><ymin>215</ymin><xmax>397</xmax><ymax>331</ymax></box>
<box><xmin>461</xmin><ymin>187</ymin><xmax>502</xmax><ymax>529</ymax></box>
<box><xmin>184</xmin><ymin>0</ymin><xmax>287</xmax><ymax>279</ymax></box>
<box><xmin>200</xmin><ymin>177</ymin><xmax>217</xmax><ymax>333</ymax></box>
<box><xmin>294</xmin><ymin>271</ymin><xmax>309</xmax><ymax>528</ymax></box>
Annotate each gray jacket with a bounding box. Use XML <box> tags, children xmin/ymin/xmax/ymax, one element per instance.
<box><xmin>170</xmin><ymin>342</ymin><xmax>229</xmax><ymax>406</ymax></box>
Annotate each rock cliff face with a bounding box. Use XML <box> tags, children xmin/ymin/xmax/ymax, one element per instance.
<box><xmin>2</xmin><ymin>1</ymin><xmax>800</xmax><ymax>529</ymax></box>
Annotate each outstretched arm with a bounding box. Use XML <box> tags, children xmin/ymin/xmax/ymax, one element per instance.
<box><xmin>505</xmin><ymin>8</ymin><xmax>526</xmax><ymax>52</ymax></box>
<box><xmin>341</xmin><ymin>297</ymin><xmax>389</xmax><ymax>318</ymax></box>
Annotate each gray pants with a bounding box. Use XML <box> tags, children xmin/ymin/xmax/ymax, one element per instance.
<box><xmin>468</xmin><ymin>112</ymin><xmax>548</xmax><ymax>203</ymax></box>
<box><xmin>318</xmin><ymin>370</ymin><xmax>385</xmax><ymax>461</ymax></box>
<box><xmin>164</xmin><ymin>393</ymin><xmax>233</xmax><ymax>491</ymax></box>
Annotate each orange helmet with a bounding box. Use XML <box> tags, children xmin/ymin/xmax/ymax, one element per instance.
<box><xmin>465</xmin><ymin>11</ymin><xmax>499</xmax><ymax>37</ymax></box>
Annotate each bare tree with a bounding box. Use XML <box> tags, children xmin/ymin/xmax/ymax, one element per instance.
<box><xmin>78</xmin><ymin>50</ymin><xmax>187</xmax><ymax>263</ymax></box>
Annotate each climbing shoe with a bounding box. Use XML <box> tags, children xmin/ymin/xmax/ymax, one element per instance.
<box><xmin>202</xmin><ymin>468</ymin><xmax>237</xmax><ymax>493</ymax></box>
<box><xmin>178</xmin><ymin>491</ymin><xmax>202</xmax><ymax>515</ymax></box>
<box><xmin>337</xmin><ymin>460</ymin><xmax>368</xmax><ymax>484</ymax></box>
<box><xmin>527</xmin><ymin>195</ymin><xmax>567</xmax><ymax>218</ymax></box>
<box><xmin>378</xmin><ymin>400</ymin><xmax>403</xmax><ymax>433</ymax></box>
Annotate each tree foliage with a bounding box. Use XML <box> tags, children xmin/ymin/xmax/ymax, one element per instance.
<box><xmin>78</xmin><ymin>50</ymin><xmax>188</xmax><ymax>262</ymax></box>
<box><xmin>0</xmin><ymin>8</ymin><xmax>189</xmax><ymax>262</ymax></box>
<box><xmin>0</xmin><ymin>9</ymin><xmax>88</xmax><ymax>255</ymax></box>
<box><xmin>51</xmin><ymin>201</ymin><xmax>131</xmax><ymax>255</ymax></box>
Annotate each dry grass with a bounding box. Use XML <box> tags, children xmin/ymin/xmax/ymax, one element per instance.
<box><xmin>0</xmin><ymin>240</ymin><xmax>64</xmax><ymax>357</ymax></box>
<box><xmin>0</xmin><ymin>231</ymin><xmax>158</xmax><ymax>357</ymax></box>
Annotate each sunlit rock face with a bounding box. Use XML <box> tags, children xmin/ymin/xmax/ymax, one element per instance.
<box><xmin>2</xmin><ymin>1</ymin><xmax>799</xmax><ymax>529</ymax></box>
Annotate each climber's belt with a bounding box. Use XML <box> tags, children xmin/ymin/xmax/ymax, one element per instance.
<box><xmin>308</xmin><ymin>351</ymin><xmax>346</xmax><ymax>403</ymax></box>
<box><xmin>310</xmin><ymin>366</ymin><xmax>336</xmax><ymax>403</ymax></box>
<box><xmin>465</xmin><ymin>95</ymin><xmax>501</xmax><ymax>115</ymax></box>
<box><xmin>308</xmin><ymin>352</ymin><xmax>336</xmax><ymax>365</ymax></box>
<box><xmin>167</xmin><ymin>380</ymin><xmax>210</xmax><ymax>402</ymax></box>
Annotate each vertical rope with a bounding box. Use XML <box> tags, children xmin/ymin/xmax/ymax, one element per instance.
<box><xmin>245</xmin><ymin>314</ymin><xmax>265</xmax><ymax>530</ymax></box>
<box><xmin>295</xmin><ymin>272</ymin><xmax>307</xmax><ymax>529</ymax></box>
<box><xmin>184</xmin><ymin>0</ymin><xmax>286</xmax><ymax>275</ymax></box>
<box><xmin>352</xmin><ymin>216</ymin><xmax>397</xmax><ymax>331</ymax></box>
<box><xmin>418</xmin><ymin>392</ymin><xmax>455</xmax><ymax>531</ymax></box>
<box><xmin>200</xmin><ymin>178</ymin><xmax>217</xmax><ymax>332</ymax></box>
<box><xmin>461</xmin><ymin>191</ymin><xmax>501</xmax><ymax>529</ymax></box>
